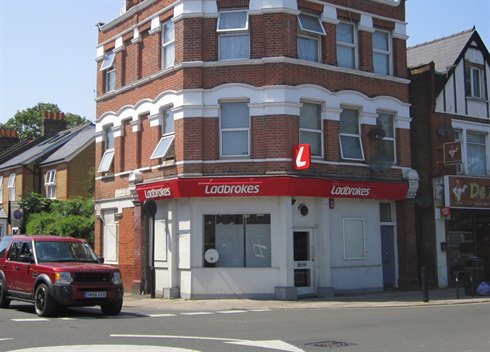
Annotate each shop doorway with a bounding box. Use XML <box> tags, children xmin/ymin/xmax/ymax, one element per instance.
<box><xmin>381</xmin><ymin>225</ymin><xmax>396</xmax><ymax>288</ymax></box>
<box><xmin>293</xmin><ymin>230</ymin><xmax>315</xmax><ymax>296</ymax></box>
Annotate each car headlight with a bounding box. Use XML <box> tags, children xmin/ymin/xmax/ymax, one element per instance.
<box><xmin>55</xmin><ymin>272</ymin><xmax>73</xmax><ymax>285</ymax></box>
<box><xmin>112</xmin><ymin>272</ymin><xmax>122</xmax><ymax>285</ymax></box>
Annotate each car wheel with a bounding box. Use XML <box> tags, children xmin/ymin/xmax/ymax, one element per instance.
<box><xmin>0</xmin><ymin>278</ymin><xmax>11</xmax><ymax>308</ymax></box>
<box><xmin>34</xmin><ymin>283</ymin><xmax>56</xmax><ymax>317</ymax></box>
<box><xmin>101</xmin><ymin>299</ymin><xmax>123</xmax><ymax>315</ymax></box>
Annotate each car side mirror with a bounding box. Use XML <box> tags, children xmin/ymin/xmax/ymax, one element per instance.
<box><xmin>98</xmin><ymin>257</ymin><xmax>105</xmax><ymax>264</ymax></box>
<box><xmin>19</xmin><ymin>254</ymin><xmax>35</xmax><ymax>263</ymax></box>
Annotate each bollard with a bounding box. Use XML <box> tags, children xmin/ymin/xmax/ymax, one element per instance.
<box><xmin>421</xmin><ymin>266</ymin><xmax>429</xmax><ymax>302</ymax></box>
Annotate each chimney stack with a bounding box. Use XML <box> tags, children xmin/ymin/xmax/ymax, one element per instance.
<box><xmin>41</xmin><ymin>110</ymin><xmax>68</xmax><ymax>137</ymax></box>
<box><xmin>0</xmin><ymin>128</ymin><xmax>19</xmax><ymax>152</ymax></box>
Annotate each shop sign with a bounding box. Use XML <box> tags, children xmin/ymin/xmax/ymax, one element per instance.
<box><xmin>136</xmin><ymin>177</ymin><xmax>408</xmax><ymax>202</ymax></box>
<box><xmin>293</xmin><ymin>144</ymin><xmax>311</xmax><ymax>170</ymax></box>
<box><xmin>444</xmin><ymin>176</ymin><xmax>490</xmax><ymax>208</ymax></box>
<box><xmin>440</xmin><ymin>207</ymin><xmax>451</xmax><ymax>219</ymax></box>
<box><xmin>443</xmin><ymin>141</ymin><xmax>462</xmax><ymax>165</ymax></box>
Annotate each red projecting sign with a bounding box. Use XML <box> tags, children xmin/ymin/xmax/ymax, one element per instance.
<box><xmin>293</xmin><ymin>144</ymin><xmax>311</xmax><ymax>170</ymax></box>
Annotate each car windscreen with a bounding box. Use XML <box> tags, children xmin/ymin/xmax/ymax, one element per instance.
<box><xmin>35</xmin><ymin>241</ymin><xmax>99</xmax><ymax>263</ymax></box>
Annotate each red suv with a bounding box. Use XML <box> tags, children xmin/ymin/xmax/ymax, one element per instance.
<box><xmin>0</xmin><ymin>235</ymin><xmax>123</xmax><ymax>317</ymax></box>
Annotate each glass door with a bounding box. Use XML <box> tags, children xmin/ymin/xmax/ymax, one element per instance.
<box><xmin>293</xmin><ymin>230</ymin><xmax>315</xmax><ymax>296</ymax></box>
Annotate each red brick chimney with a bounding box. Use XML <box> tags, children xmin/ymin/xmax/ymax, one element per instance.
<box><xmin>0</xmin><ymin>128</ymin><xmax>19</xmax><ymax>152</ymax></box>
<box><xmin>42</xmin><ymin>111</ymin><xmax>68</xmax><ymax>137</ymax></box>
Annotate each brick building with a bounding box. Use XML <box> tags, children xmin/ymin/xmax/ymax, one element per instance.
<box><xmin>0</xmin><ymin>113</ymin><xmax>95</xmax><ymax>237</ymax></box>
<box><xmin>408</xmin><ymin>29</ymin><xmax>490</xmax><ymax>289</ymax></box>
<box><xmin>95</xmin><ymin>0</ymin><xmax>419</xmax><ymax>299</ymax></box>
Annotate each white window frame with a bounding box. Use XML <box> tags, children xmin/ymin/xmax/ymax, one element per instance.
<box><xmin>100</xmin><ymin>52</ymin><xmax>116</xmax><ymax>92</ymax></box>
<box><xmin>98</xmin><ymin>127</ymin><xmax>115</xmax><ymax>173</ymax></box>
<box><xmin>0</xmin><ymin>176</ymin><xmax>3</xmax><ymax>193</ymax></box>
<box><xmin>470</xmin><ymin>66</ymin><xmax>484</xmax><ymax>99</ymax></box>
<box><xmin>44</xmin><ymin>169</ymin><xmax>57</xmax><ymax>199</ymax></box>
<box><xmin>376</xmin><ymin>111</ymin><xmax>396</xmax><ymax>163</ymax></box>
<box><xmin>339</xmin><ymin>107</ymin><xmax>364</xmax><ymax>161</ymax></box>
<box><xmin>466</xmin><ymin>131</ymin><xmax>487</xmax><ymax>176</ymax></box>
<box><xmin>343</xmin><ymin>218</ymin><xmax>365</xmax><ymax>260</ymax></box>
<box><xmin>151</xmin><ymin>108</ymin><xmax>175</xmax><ymax>160</ymax></box>
<box><xmin>299</xmin><ymin>102</ymin><xmax>323</xmax><ymax>158</ymax></box>
<box><xmin>220</xmin><ymin>101</ymin><xmax>250</xmax><ymax>157</ymax></box>
<box><xmin>297</xmin><ymin>13</ymin><xmax>325</xmax><ymax>63</ymax></box>
<box><xmin>162</xmin><ymin>20</ymin><xmax>175</xmax><ymax>69</ymax></box>
<box><xmin>336</xmin><ymin>21</ymin><xmax>357</xmax><ymax>69</ymax></box>
<box><xmin>8</xmin><ymin>173</ymin><xmax>15</xmax><ymax>201</ymax></box>
<box><xmin>217</xmin><ymin>10</ymin><xmax>250</xmax><ymax>60</ymax></box>
<box><xmin>373</xmin><ymin>29</ymin><xmax>392</xmax><ymax>75</ymax></box>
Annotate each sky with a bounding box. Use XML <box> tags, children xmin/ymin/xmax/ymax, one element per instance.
<box><xmin>0</xmin><ymin>0</ymin><xmax>489</xmax><ymax>124</ymax></box>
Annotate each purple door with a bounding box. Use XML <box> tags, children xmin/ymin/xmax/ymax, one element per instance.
<box><xmin>381</xmin><ymin>226</ymin><xmax>396</xmax><ymax>288</ymax></box>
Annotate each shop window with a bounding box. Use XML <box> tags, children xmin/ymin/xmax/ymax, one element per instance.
<box><xmin>336</xmin><ymin>21</ymin><xmax>357</xmax><ymax>69</ymax></box>
<box><xmin>376</xmin><ymin>112</ymin><xmax>396</xmax><ymax>163</ymax></box>
<box><xmin>98</xmin><ymin>127</ymin><xmax>115</xmax><ymax>173</ymax></box>
<box><xmin>151</xmin><ymin>108</ymin><xmax>175</xmax><ymax>160</ymax></box>
<box><xmin>343</xmin><ymin>218</ymin><xmax>365</xmax><ymax>259</ymax></box>
<box><xmin>8</xmin><ymin>173</ymin><xmax>15</xmax><ymax>201</ymax></box>
<box><xmin>217</xmin><ymin>10</ymin><xmax>249</xmax><ymax>60</ymax></box>
<box><xmin>339</xmin><ymin>108</ymin><xmax>364</xmax><ymax>160</ymax></box>
<box><xmin>100</xmin><ymin>51</ymin><xmax>116</xmax><ymax>92</ymax></box>
<box><xmin>45</xmin><ymin>170</ymin><xmax>56</xmax><ymax>199</ymax></box>
<box><xmin>297</xmin><ymin>13</ymin><xmax>325</xmax><ymax>62</ymax></box>
<box><xmin>379</xmin><ymin>202</ymin><xmax>393</xmax><ymax>223</ymax></box>
<box><xmin>203</xmin><ymin>214</ymin><xmax>271</xmax><ymax>268</ymax></box>
<box><xmin>373</xmin><ymin>30</ymin><xmax>391</xmax><ymax>75</ymax></box>
<box><xmin>162</xmin><ymin>20</ymin><xmax>175</xmax><ymax>69</ymax></box>
<box><xmin>299</xmin><ymin>102</ymin><xmax>323</xmax><ymax>157</ymax></box>
<box><xmin>220</xmin><ymin>101</ymin><xmax>250</xmax><ymax>157</ymax></box>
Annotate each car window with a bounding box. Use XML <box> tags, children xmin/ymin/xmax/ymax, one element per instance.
<box><xmin>0</xmin><ymin>236</ymin><xmax>11</xmax><ymax>258</ymax></box>
<box><xmin>8</xmin><ymin>241</ymin><xmax>21</xmax><ymax>261</ymax></box>
<box><xmin>35</xmin><ymin>241</ymin><xmax>99</xmax><ymax>263</ymax></box>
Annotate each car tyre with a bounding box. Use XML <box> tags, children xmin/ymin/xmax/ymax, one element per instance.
<box><xmin>101</xmin><ymin>299</ymin><xmax>123</xmax><ymax>315</ymax></box>
<box><xmin>34</xmin><ymin>283</ymin><xmax>56</xmax><ymax>317</ymax></box>
<box><xmin>0</xmin><ymin>278</ymin><xmax>11</xmax><ymax>308</ymax></box>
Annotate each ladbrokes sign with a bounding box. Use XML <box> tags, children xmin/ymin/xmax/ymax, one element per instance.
<box><xmin>136</xmin><ymin>177</ymin><xmax>408</xmax><ymax>202</ymax></box>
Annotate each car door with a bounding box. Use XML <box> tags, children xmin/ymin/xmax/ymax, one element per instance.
<box><xmin>15</xmin><ymin>241</ymin><xmax>36</xmax><ymax>294</ymax></box>
<box><xmin>4</xmin><ymin>241</ymin><xmax>21</xmax><ymax>291</ymax></box>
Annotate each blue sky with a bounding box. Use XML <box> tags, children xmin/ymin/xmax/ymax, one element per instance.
<box><xmin>0</xmin><ymin>0</ymin><xmax>489</xmax><ymax>123</ymax></box>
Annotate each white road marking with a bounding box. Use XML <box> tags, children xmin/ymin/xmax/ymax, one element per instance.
<box><xmin>11</xmin><ymin>318</ymin><xmax>49</xmax><ymax>322</ymax></box>
<box><xmin>147</xmin><ymin>313</ymin><xmax>177</xmax><ymax>318</ymax></box>
<box><xmin>5</xmin><ymin>345</ymin><xmax>199</xmax><ymax>352</ymax></box>
<box><xmin>59</xmin><ymin>317</ymin><xmax>78</xmax><ymax>321</ymax></box>
<box><xmin>179</xmin><ymin>312</ymin><xmax>214</xmax><ymax>316</ymax></box>
<box><xmin>0</xmin><ymin>338</ymin><xmax>14</xmax><ymax>341</ymax></box>
<box><xmin>111</xmin><ymin>334</ymin><xmax>305</xmax><ymax>352</ymax></box>
<box><xmin>216</xmin><ymin>310</ymin><xmax>248</xmax><ymax>314</ymax></box>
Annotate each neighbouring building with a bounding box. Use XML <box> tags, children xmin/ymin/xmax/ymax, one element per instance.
<box><xmin>408</xmin><ymin>28</ymin><xmax>490</xmax><ymax>289</ymax></box>
<box><xmin>0</xmin><ymin>112</ymin><xmax>95</xmax><ymax>235</ymax></box>
<box><xmin>95</xmin><ymin>0</ymin><xmax>419</xmax><ymax>299</ymax></box>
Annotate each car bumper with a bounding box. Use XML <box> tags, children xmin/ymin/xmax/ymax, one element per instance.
<box><xmin>52</xmin><ymin>284</ymin><xmax>124</xmax><ymax>306</ymax></box>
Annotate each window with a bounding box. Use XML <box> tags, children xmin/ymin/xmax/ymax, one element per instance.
<box><xmin>373</xmin><ymin>30</ymin><xmax>391</xmax><ymax>75</ymax></box>
<box><xmin>8</xmin><ymin>173</ymin><xmax>15</xmax><ymax>201</ymax></box>
<box><xmin>339</xmin><ymin>108</ymin><xmax>364</xmax><ymax>160</ymax></box>
<box><xmin>299</xmin><ymin>102</ymin><xmax>323</xmax><ymax>157</ymax></box>
<box><xmin>220</xmin><ymin>102</ymin><xmax>250</xmax><ymax>157</ymax></box>
<box><xmin>343</xmin><ymin>218</ymin><xmax>365</xmax><ymax>259</ymax></box>
<box><xmin>98</xmin><ymin>127</ymin><xmax>115</xmax><ymax>173</ymax></box>
<box><xmin>336</xmin><ymin>22</ymin><xmax>356</xmax><ymax>69</ymax></box>
<box><xmin>376</xmin><ymin>112</ymin><xmax>395</xmax><ymax>163</ymax></box>
<box><xmin>45</xmin><ymin>170</ymin><xmax>56</xmax><ymax>199</ymax></box>
<box><xmin>380</xmin><ymin>203</ymin><xmax>393</xmax><ymax>223</ymax></box>
<box><xmin>217</xmin><ymin>11</ymin><xmax>249</xmax><ymax>60</ymax></box>
<box><xmin>465</xmin><ymin>64</ymin><xmax>485</xmax><ymax>99</ymax></box>
<box><xmin>0</xmin><ymin>176</ymin><xmax>3</xmax><ymax>193</ymax></box>
<box><xmin>297</xmin><ymin>13</ymin><xmax>326</xmax><ymax>62</ymax></box>
<box><xmin>203</xmin><ymin>214</ymin><xmax>271</xmax><ymax>267</ymax></box>
<box><xmin>151</xmin><ymin>108</ymin><xmax>175</xmax><ymax>160</ymax></box>
<box><xmin>162</xmin><ymin>20</ymin><xmax>175</xmax><ymax>68</ymax></box>
<box><xmin>100</xmin><ymin>51</ymin><xmax>116</xmax><ymax>92</ymax></box>
<box><xmin>467</xmin><ymin>131</ymin><xmax>487</xmax><ymax>175</ymax></box>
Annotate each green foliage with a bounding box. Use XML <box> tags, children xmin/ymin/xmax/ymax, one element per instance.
<box><xmin>20</xmin><ymin>193</ymin><xmax>94</xmax><ymax>244</ymax></box>
<box><xmin>0</xmin><ymin>102</ymin><xmax>91</xmax><ymax>140</ymax></box>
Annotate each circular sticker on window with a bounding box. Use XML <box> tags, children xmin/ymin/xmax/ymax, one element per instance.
<box><xmin>204</xmin><ymin>248</ymin><xmax>219</xmax><ymax>264</ymax></box>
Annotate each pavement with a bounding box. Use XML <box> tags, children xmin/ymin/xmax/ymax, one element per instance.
<box><xmin>123</xmin><ymin>288</ymin><xmax>490</xmax><ymax>312</ymax></box>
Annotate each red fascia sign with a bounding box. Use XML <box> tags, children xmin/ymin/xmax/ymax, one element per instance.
<box><xmin>293</xmin><ymin>144</ymin><xmax>311</xmax><ymax>170</ymax></box>
<box><xmin>136</xmin><ymin>176</ymin><xmax>408</xmax><ymax>203</ymax></box>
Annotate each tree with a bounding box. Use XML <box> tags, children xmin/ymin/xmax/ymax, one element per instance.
<box><xmin>0</xmin><ymin>102</ymin><xmax>91</xmax><ymax>140</ymax></box>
